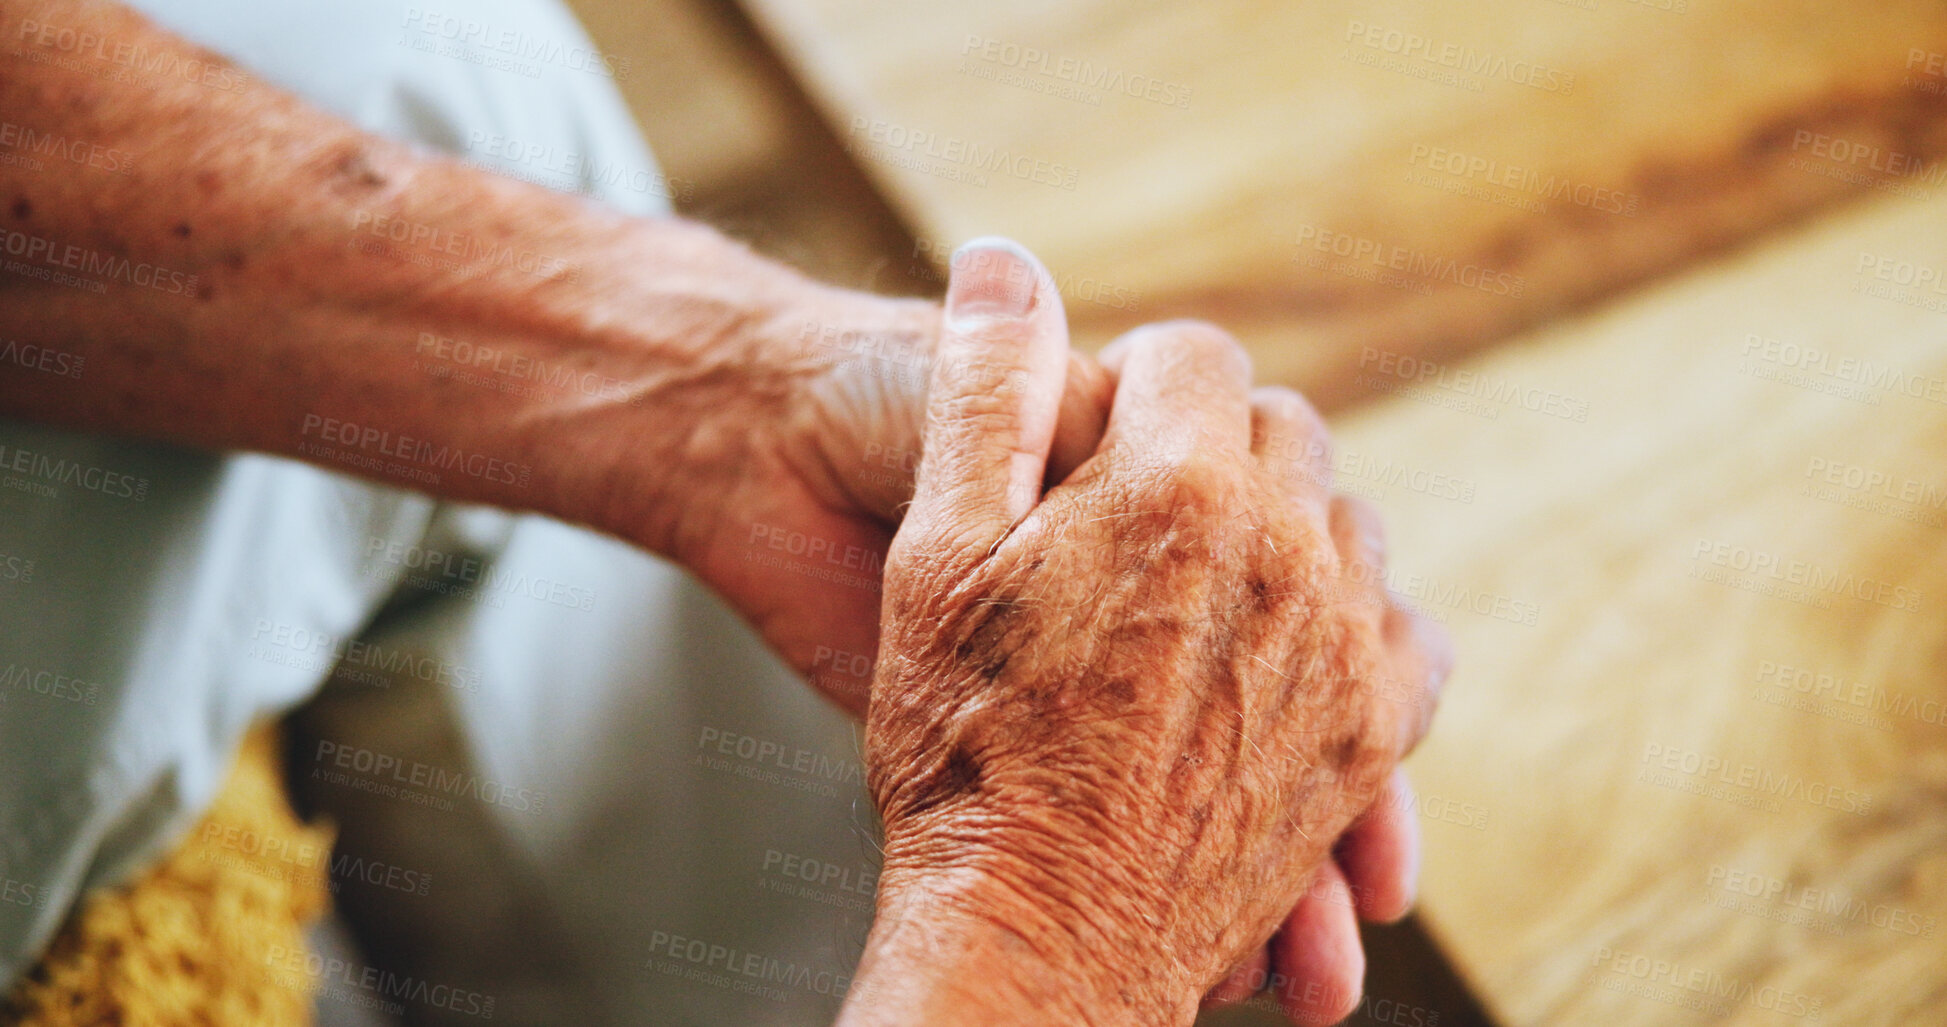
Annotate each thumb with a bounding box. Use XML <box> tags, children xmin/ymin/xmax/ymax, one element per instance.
<box><xmin>908</xmin><ymin>237</ymin><xmax>1070</xmax><ymax>552</ymax></box>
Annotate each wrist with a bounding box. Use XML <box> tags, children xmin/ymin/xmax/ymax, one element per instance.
<box><xmin>302</xmin><ymin>194</ymin><xmax>918</xmax><ymax>555</ymax></box>
<box><xmin>509</xmin><ymin>218</ymin><xmax>819</xmax><ymax>552</ymax></box>
<box><xmin>537</xmin><ymin>248</ymin><xmax>940</xmax><ymax>559</ymax></box>
<box><xmin>841</xmin><ymin>841</ymin><xmax>1203</xmax><ymax>1027</ymax></box>
<box><xmin>768</xmin><ymin>286</ymin><xmax>942</xmax><ymax>521</ymax></box>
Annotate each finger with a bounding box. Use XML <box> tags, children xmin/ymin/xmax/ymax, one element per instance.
<box><xmin>1335</xmin><ymin>768</ymin><xmax>1420</xmax><ymax>923</ymax></box>
<box><xmin>1327</xmin><ymin>494</ymin><xmax>1388</xmax><ymax>613</ymax></box>
<box><xmin>1249</xmin><ymin>385</ymin><xmax>1333</xmax><ymax>520</ymax></box>
<box><xmin>1098</xmin><ymin>320</ymin><xmax>1253</xmax><ymax>459</ymax></box>
<box><xmin>1046</xmin><ymin>351</ymin><xmax>1114</xmax><ymax>486</ymax></box>
<box><xmin>1272</xmin><ymin>862</ymin><xmax>1366</xmax><ymax>1025</ymax></box>
<box><xmin>1382</xmin><ymin>606</ymin><xmax>1453</xmax><ymax>754</ymax></box>
<box><xmin>1202</xmin><ymin>944</ymin><xmax>1271</xmax><ymax>1009</ymax></box>
<box><xmin>908</xmin><ymin>237</ymin><xmax>1071</xmax><ymax>548</ymax></box>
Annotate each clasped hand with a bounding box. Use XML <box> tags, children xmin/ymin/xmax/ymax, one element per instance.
<box><xmin>818</xmin><ymin>241</ymin><xmax>1452</xmax><ymax>1026</ymax></box>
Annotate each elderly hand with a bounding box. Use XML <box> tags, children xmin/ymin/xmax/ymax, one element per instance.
<box><xmin>836</xmin><ymin>243</ymin><xmax>1450</xmax><ymax>1026</ymax></box>
<box><xmin>639</xmin><ymin>256</ymin><xmax>1110</xmax><ymax>717</ymax></box>
<box><xmin>612</xmin><ymin>232</ymin><xmax>1441</xmax><ymax>1020</ymax></box>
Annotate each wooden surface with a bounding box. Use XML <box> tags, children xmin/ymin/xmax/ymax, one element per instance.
<box><xmin>1334</xmin><ymin>185</ymin><xmax>1947</xmax><ymax>1024</ymax></box>
<box><xmin>738</xmin><ymin>0</ymin><xmax>1947</xmax><ymax>408</ymax></box>
<box><xmin>562</xmin><ymin>0</ymin><xmax>922</xmax><ymax>296</ymax></box>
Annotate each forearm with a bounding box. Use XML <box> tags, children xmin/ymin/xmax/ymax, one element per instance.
<box><xmin>0</xmin><ymin>0</ymin><xmax>920</xmax><ymax>547</ymax></box>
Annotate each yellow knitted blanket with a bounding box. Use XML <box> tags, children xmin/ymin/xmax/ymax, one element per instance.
<box><xmin>4</xmin><ymin>724</ymin><xmax>329</xmax><ymax>1026</ymax></box>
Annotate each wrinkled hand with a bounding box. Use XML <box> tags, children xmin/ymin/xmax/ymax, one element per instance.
<box><xmin>850</xmin><ymin>245</ymin><xmax>1450</xmax><ymax>1025</ymax></box>
<box><xmin>639</xmin><ymin>235</ymin><xmax>1443</xmax><ymax>1021</ymax></box>
<box><xmin>653</xmin><ymin>257</ymin><xmax>1109</xmax><ymax>716</ymax></box>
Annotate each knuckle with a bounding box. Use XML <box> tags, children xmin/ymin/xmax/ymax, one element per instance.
<box><xmin>1133</xmin><ymin>450</ymin><xmax>1231</xmax><ymax>512</ymax></box>
<box><xmin>886</xmin><ymin>509</ymin><xmax>1000</xmax><ymax>595</ymax></box>
<box><xmin>1116</xmin><ymin>319</ymin><xmax>1251</xmax><ymax>381</ymax></box>
<box><xmin>1158</xmin><ymin>318</ymin><xmax>1251</xmax><ymax>375</ymax></box>
<box><xmin>1331</xmin><ymin>493</ymin><xmax>1379</xmax><ymax>528</ymax></box>
<box><xmin>1383</xmin><ymin>604</ymin><xmax>1451</xmax><ymax>705</ymax></box>
<box><xmin>1329</xmin><ymin>494</ymin><xmax>1387</xmax><ymax>563</ymax></box>
<box><xmin>1319</xmin><ymin>553</ymin><xmax>1381</xmax><ymax>613</ymax></box>
<box><xmin>884</xmin><ymin>528</ymin><xmax>936</xmax><ymax>580</ymax></box>
<box><xmin>1420</xmin><ymin>620</ymin><xmax>1454</xmax><ymax>687</ymax></box>
<box><xmin>1252</xmin><ymin>385</ymin><xmax>1334</xmax><ymax>467</ymax></box>
<box><xmin>1118</xmin><ymin>461</ymin><xmax>1193</xmax><ymax>516</ymax></box>
<box><xmin>1340</xmin><ymin>626</ymin><xmax>1402</xmax><ymax>748</ymax></box>
<box><xmin>1346</xmin><ymin>715</ymin><xmax>1398</xmax><ymax>789</ymax></box>
<box><xmin>1251</xmin><ymin>385</ymin><xmax>1320</xmax><ymax>429</ymax></box>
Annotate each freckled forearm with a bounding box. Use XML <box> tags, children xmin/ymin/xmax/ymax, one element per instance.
<box><xmin>0</xmin><ymin>0</ymin><xmax>869</xmax><ymax>546</ymax></box>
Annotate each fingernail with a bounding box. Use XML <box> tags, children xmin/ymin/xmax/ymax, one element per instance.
<box><xmin>946</xmin><ymin>237</ymin><xmax>1038</xmax><ymax>325</ymax></box>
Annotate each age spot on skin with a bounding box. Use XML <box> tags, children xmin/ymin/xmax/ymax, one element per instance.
<box><xmin>906</xmin><ymin>744</ymin><xmax>984</xmax><ymax>817</ymax></box>
<box><xmin>1104</xmin><ymin>676</ymin><xmax>1137</xmax><ymax>709</ymax></box>
<box><xmin>941</xmin><ymin>744</ymin><xmax>982</xmax><ymax>795</ymax></box>
<box><xmin>1325</xmin><ymin>731</ymin><xmax>1363</xmax><ymax>775</ymax></box>
<box><xmin>1246</xmin><ymin>574</ymin><xmax>1273</xmax><ymax>611</ymax></box>
<box><xmin>330</xmin><ymin>146</ymin><xmax>388</xmax><ymax>189</ymax></box>
<box><xmin>954</xmin><ymin>636</ymin><xmax>1012</xmax><ymax>681</ymax></box>
<box><xmin>953</xmin><ymin>602</ymin><xmax>1020</xmax><ymax>681</ymax></box>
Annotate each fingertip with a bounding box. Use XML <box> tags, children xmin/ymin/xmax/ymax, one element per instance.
<box><xmin>1248</xmin><ymin>385</ymin><xmax>1324</xmax><ymax>437</ymax></box>
<box><xmin>1249</xmin><ymin>384</ymin><xmax>1333</xmax><ymax>505</ymax></box>
<box><xmin>912</xmin><ymin>237</ymin><xmax>1070</xmax><ymax>533</ymax></box>
<box><xmin>945</xmin><ymin>236</ymin><xmax>1046</xmax><ymax>326</ymax></box>
<box><xmin>1273</xmin><ymin>864</ymin><xmax>1367</xmax><ymax>1025</ymax></box>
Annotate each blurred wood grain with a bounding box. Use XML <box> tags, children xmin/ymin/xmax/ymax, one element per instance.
<box><xmin>738</xmin><ymin>0</ymin><xmax>1947</xmax><ymax>408</ymax></box>
<box><xmin>562</xmin><ymin>0</ymin><xmax>925</xmax><ymax>295</ymax></box>
<box><xmin>1336</xmin><ymin>186</ymin><xmax>1947</xmax><ymax>1024</ymax></box>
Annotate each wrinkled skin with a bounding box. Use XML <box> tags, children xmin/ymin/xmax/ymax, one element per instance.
<box><xmin>635</xmin><ymin>240</ymin><xmax>1446</xmax><ymax>1022</ymax></box>
<box><xmin>657</xmin><ymin>283</ymin><xmax>1112</xmax><ymax>717</ymax></box>
<box><xmin>850</xmin><ymin>243</ymin><xmax>1449</xmax><ymax>1024</ymax></box>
